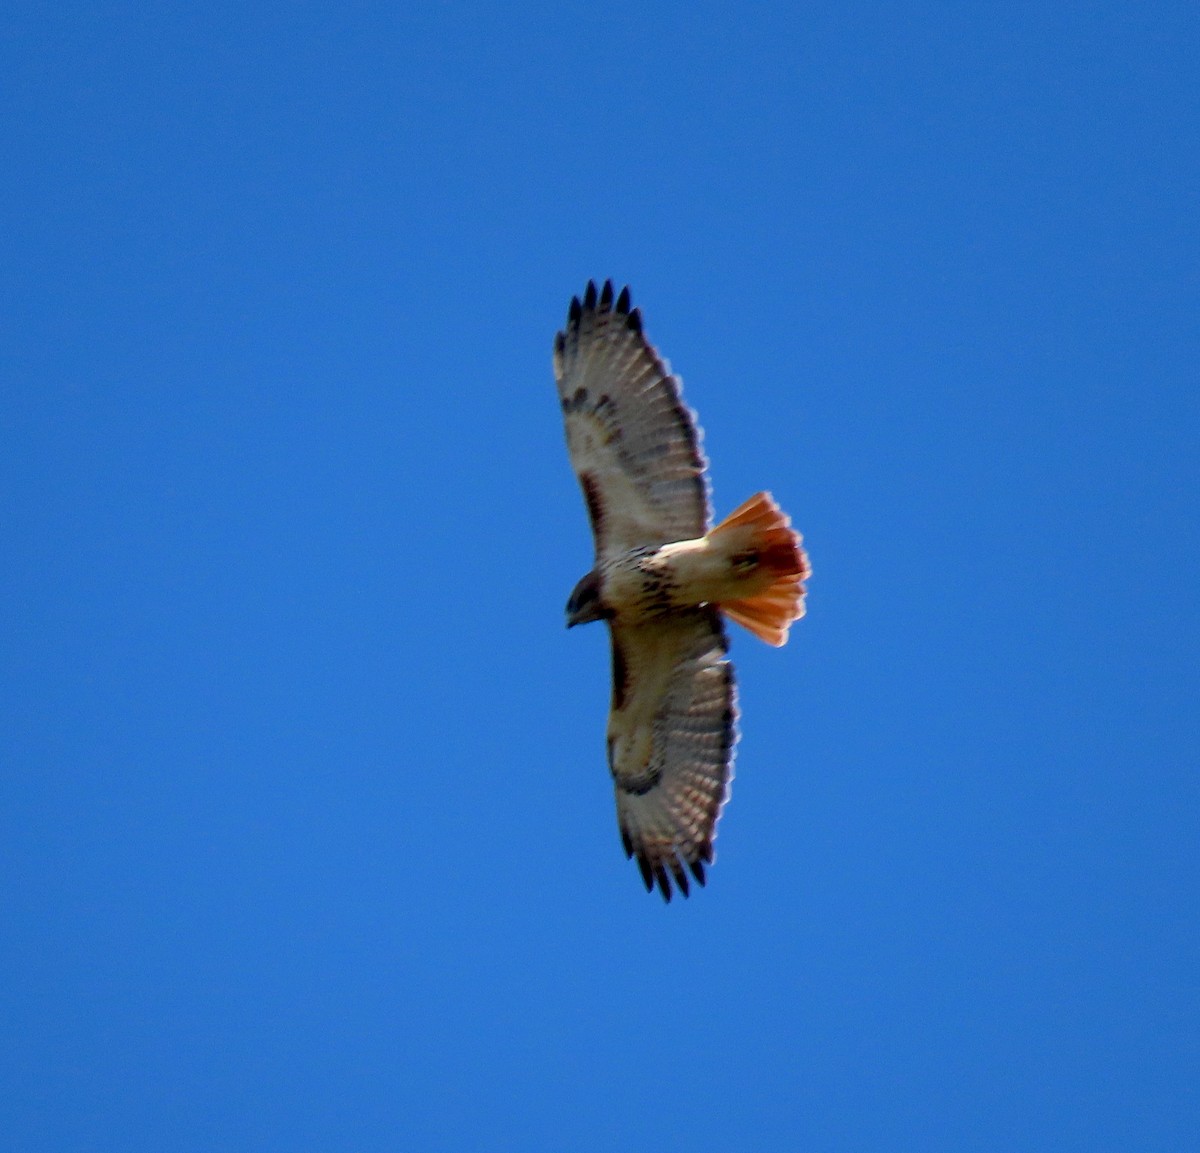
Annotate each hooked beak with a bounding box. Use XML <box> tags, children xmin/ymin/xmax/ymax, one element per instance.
<box><xmin>565</xmin><ymin>604</ymin><xmax>595</xmax><ymax>629</ymax></box>
<box><xmin>565</xmin><ymin>570</ymin><xmax>605</xmax><ymax>630</ymax></box>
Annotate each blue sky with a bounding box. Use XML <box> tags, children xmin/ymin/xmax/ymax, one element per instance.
<box><xmin>2</xmin><ymin>1</ymin><xmax>1196</xmax><ymax>1149</ymax></box>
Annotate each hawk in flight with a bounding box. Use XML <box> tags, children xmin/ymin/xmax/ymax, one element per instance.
<box><xmin>554</xmin><ymin>281</ymin><xmax>810</xmax><ymax>901</ymax></box>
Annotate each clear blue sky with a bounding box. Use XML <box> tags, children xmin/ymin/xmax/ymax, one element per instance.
<box><xmin>2</xmin><ymin>2</ymin><xmax>1196</xmax><ymax>1149</ymax></box>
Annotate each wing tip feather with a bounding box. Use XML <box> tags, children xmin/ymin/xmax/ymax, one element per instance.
<box><xmin>624</xmin><ymin>840</ymin><xmax>715</xmax><ymax>903</ymax></box>
<box><xmin>563</xmin><ymin>279</ymin><xmax>637</xmax><ymax>336</ymax></box>
<box><xmin>653</xmin><ymin>863</ymin><xmax>672</xmax><ymax>902</ymax></box>
<box><xmin>670</xmin><ymin>857</ymin><xmax>690</xmax><ymax>897</ymax></box>
<box><xmin>637</xmin><ymin>855</ymin><xmax>654</xmax><ymax>892</ymax></box>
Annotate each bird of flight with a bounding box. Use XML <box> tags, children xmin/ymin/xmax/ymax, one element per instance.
<box><xmin>553</xmin><ymin>281</ymin><xmax>810</xmax><ymax>901</ymax></box>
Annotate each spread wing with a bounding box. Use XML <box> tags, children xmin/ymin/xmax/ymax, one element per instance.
<box><xmin>553</xmin><ymin>280</ymin><xmax>711</xmax><ymax>558</ymax></box>
<box><xmin>606</xmin><ymin>608</ymin><xmax>738</xmax><ymax>901</ymax></box>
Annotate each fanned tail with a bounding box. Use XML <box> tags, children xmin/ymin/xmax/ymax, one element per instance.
<box><xmin>709</xmin><ymin>492</ymin><xmax>810</xmax><ymax>647</ymax></box>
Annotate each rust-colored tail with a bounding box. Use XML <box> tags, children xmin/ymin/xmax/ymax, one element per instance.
<box><xmin>709</xmin><ymin>492</ymin><xmax>810</xmax><ymax>647</ymax></box>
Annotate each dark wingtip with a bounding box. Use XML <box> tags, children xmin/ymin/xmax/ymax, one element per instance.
<box><xmin>573</xmin><ymin>281</ymin><xmax>631</xmax><ymax>321</ymax></box>
<box><xmin>637</xmin><ymin>855</ymin><xmax>654</xmax><ymax>892</ymax></box>
<box><xmin>568</xmin><ymin>296</ymin><xmax>581</xmax><ymax>326</ymax></box>
<box><xmin>553</xmin><ymin>331</ymin><xmax>565</xmax><ymax>356</ymax></box>
<box><xmin>670</xmin><ymin>857</ymin><xmax>690</xmax><ymax>898</ymax></box>
<box><xmin>631</xmin><ymin>848</ymin><xmax>705</xmax><ymax>901</ymax></box>
<box><xmin>653</xmin><ymin>863</ymin><xmax>672</xmax><ymax>902</ymax></box>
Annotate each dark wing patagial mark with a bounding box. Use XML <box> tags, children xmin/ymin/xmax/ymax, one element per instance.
<box><xmin>578</xmin><ymin>471</ymin><xmax>606</xmax><ymax>541</ymax></box>
<box><xmin>610</xmin><ymin>634</ymin><xmax>628</xmax><ymax>711</ymax></box>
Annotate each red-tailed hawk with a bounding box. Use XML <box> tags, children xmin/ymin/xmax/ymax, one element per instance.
<box><xmin>554</xmin><ymin>280</ymin><xmax>810</xmax><ymax>901</ymax></box>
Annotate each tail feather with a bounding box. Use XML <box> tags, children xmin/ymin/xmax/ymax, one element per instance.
<box><xmin>709</xmin><ymin>492</ymin><xmax>810</xmax><ymax>647</ymax></box>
